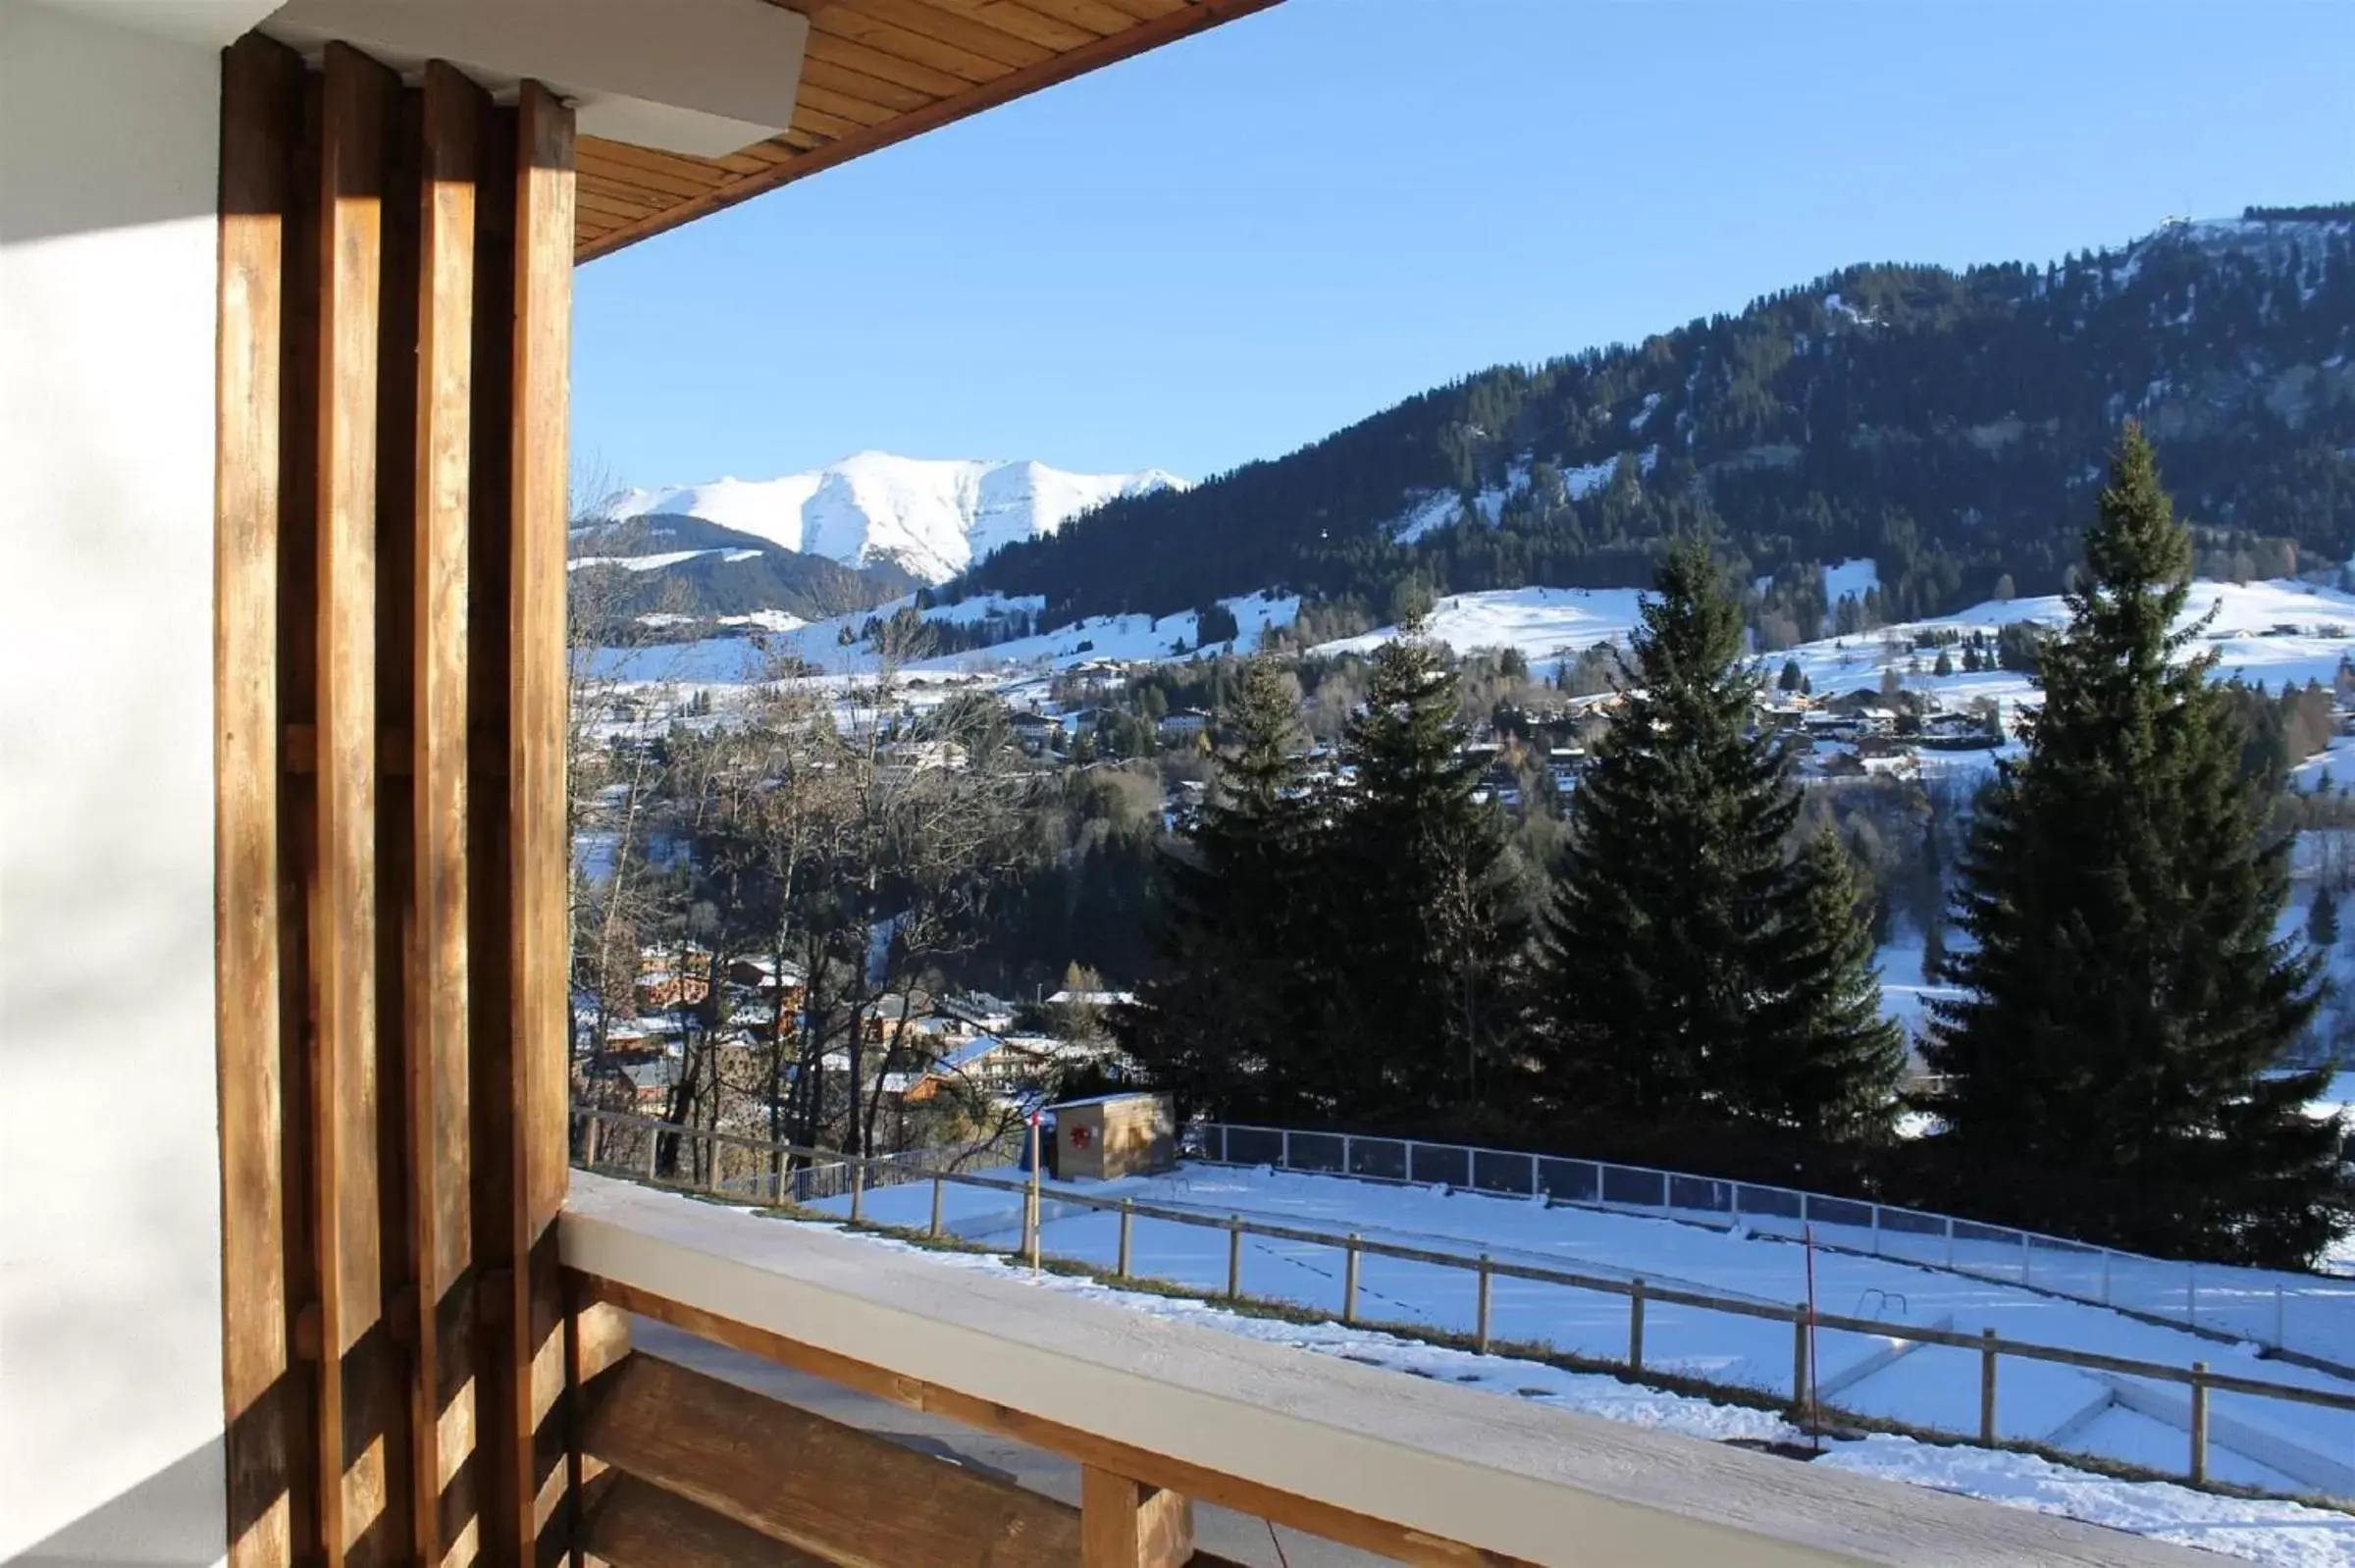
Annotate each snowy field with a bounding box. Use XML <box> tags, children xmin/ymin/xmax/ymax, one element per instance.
<box><xmin>1319</xmin><ymin>577</ymin><xmax>2355</xmax><ymax>713</ymax></box>
<box><xmin>800</xmin><ymin>1219</ymin><xmax>2355</xmax><ymax>1566</ymax></box>
<box><xmin>811</xmin><ymin>1163</ymin><xmax>2355</xmax><ymax>1507</ymax></box>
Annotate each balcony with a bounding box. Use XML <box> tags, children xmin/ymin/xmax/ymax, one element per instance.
<box><xmin>554</xmin><ymin>1172</ymin><xmax>2217</xmax><ymax>1566</ymax></box>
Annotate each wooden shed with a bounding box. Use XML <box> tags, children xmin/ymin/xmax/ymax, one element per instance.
<box><xmin>1049</xmin><ymin>1092</ymin><xmax>1178</xmax><ymax>1181</ymax></box>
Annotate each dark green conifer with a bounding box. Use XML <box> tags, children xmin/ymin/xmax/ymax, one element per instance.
<box><xmin>1925</xmin><ymin>426</ymin><xmax>2344</xmax><ymax>1265</ymax></box>
<box><xmin>1125</xmin><ymin>656</ymin><xmax>1321</xmax><ymax>1118</ymax></box>
<box><xmin>1746</xmin><ymin>832</ymin><xmax>1908</xmax><ymax>1143</ymax></box>
<box><xmin>1318</xmin><ymin>620</ymin><xmax>1526</xmax><ymax>1116</ymax></box>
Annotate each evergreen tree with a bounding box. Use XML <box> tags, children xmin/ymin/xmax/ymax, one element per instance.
<box><xmin>2311</xmin><ymin>886</ymin><xmax>2341</xmax><ymax>952</ymax></box>
<box><xmin>1779</xmin><ymin>657</ymin><xmax>1805</xmax><ymax>692</ymax></box>
<box><xmin>1747</xmin><ymin>832</ymin><xmax>1909</xmax><ymax>1142</ymax></box>
<box><xmin>1125</xmin><ymin>657</ymin><xmax>1322</xmax><ymax>1118</ymax></box>
<box><xmin>1316</xmin><ymin>620</ymin><xmax>1526</xmax><ymax>1116</ymax></box>
<box><xmin>1925</xmin><ymin>426</ymin><xmax>2344</xmax><ymax>1265</ymax></box>
<box><xmin>1536</xmin><ymin>541</ymin><xmax>1896</xmax><ymax>1144</ymax></box>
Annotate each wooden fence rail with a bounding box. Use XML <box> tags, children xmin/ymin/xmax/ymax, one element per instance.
<box><xmin>569</xmin><ymin>1107</ymin><xmax>2355</xmax><ymax>1491</ymax></box>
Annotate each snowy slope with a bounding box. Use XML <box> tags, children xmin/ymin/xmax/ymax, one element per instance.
<box><xmin>593</xmin><ymin>452</ymin><xmax>1187</xmax><ymax>583</ymax></box>
<box><xmin>810</xmin><ymin>1178</ymin><xmax>2355</xmax><ymax>1563</ymax></box>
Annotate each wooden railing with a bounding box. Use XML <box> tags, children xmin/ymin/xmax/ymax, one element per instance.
<box><xmin>557</xmin><ymin>1171</ymin><xmax>2220</xmax><ymax>1567</ymax></box>
<box><xmin>571</xmin><ymin>1107</ymin><xmax>2355</xmax><ymax>1497</ymax></box>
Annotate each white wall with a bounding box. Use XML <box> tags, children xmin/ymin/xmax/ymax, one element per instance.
<box><xmin>0</xmin><ymin>4</ymin><xmax>230</xmax><ymax>1561</ymax></box>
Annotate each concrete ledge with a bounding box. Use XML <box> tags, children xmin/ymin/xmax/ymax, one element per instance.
<box><xmin>560</xmin><ymin>1173</ymin><xmax>2215</xmax><ymax>1567</ymax></box>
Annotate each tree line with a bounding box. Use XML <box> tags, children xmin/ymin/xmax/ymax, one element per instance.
<box><xmin>1125</xmin><ymin>428</ymin><xmax>2350</xmax><ymax>1268</ymax></box>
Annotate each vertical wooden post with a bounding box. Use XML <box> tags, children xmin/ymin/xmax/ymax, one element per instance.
<box><xmin>1628</xmin><ymin>1278</ymin><xmax>1647</xmax><ymax>1373</ymax></box>
<box><xmin>2189</xmin><ymin>1362</ymin><xmax>2210</xmax><ymax>1484</ymax></box>
<box><xmin>215</xmin><ymin>42</ymin><xmax>576</xmax><ymax>1568</ymax></box>
<box><xmin>581</xmin><ymin>1113</ymin><xmax>600</xmax><ymax>1173</ymax></box>
<box><xmin>314</xmin><ymin>44</ymin><xmax>399</xmax><ymax>1565</ymax></box>
<box><xmin>1117</xmin><ymin>1200</ymin><xmax>1133</xmax><ymax>1278</ymax></box>
<box><xmin>1342</xmin><ymin>1236</ymin><xmax>1360</xmax><ymax>1325</ymax></box>
<box><xmin>217</xmin><ymin>35</ymin><xmax>301</xmax><ymax>1568</ymax></box>
<box><xmin>1080</xmin><ymin>1467</ymin><xmax>1195</xmax><ymax>1568</ymax></box>
<box><xmin>850</xmin><ymin>1157</ymin><xmax>865</xmax><ymax>1222</ymax></box>
<box><xmin>1979</xmin><ymin>1328</ymin><xmax>1999</xmax><ymax>1444</ymax></box>
<box><xmin>929</xmin><ymin>1176</ymin><xmax>945</xmax><ymax>1238</ymax></box>
<box><xmin>1226</xmin><ymin>1218</ymin><xmax>1242</xmax><ymax>1299</ymax></box>
<box><xmin>1475</xmin><ymin>1255</ymin><xmax>1492</xmax><ymax>1353</ymax></box>
<box><xmin>405</xmin><ymin>61</ymin><xmax>484</xmax><ymax>1567</ymax></box>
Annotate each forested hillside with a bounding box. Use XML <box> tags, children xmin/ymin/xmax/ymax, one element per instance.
<box><xmin>967</xmin><ymin>208</ymin><xmax>2355</xmax><ymax>646</ymax></box>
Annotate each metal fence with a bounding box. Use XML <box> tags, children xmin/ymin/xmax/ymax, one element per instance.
<box><xmin>573</xmin><ymin>1107</ymin><xmax>1024</xmax><ymax>1206</ymax></box>
<box><xmin>1192</xmin><ymin>1123</ymin><xmax>2355</xmax><ymax>1375</ymax></box>
<box><xmin>569</xmin><ymin>1105</ymin><xmax>2355</xmax><ymax>1494</ymax></box>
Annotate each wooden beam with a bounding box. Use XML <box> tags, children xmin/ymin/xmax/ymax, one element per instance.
<box><xmin>217</xmin><ymin>31</ymin><xmax>303</xmax><ymax>1568</ymax></box>
<box><xmin>577</xmin><ymin>1274</ymin><xmax>1537</xmax><ymax>1568</ymax></box>
<box><xmin>580</xmin><ymin>1350</ymin><xmax>1085</xmax><ymax>1567</ymax></box>
<box><xmin>410</xmin><ymin>59</ymin><xmax>484</xmax><ymax>1567</ymax></box>
<box><xmin>576</xmin><ymin>0</ymin><xmax>1284</xmax><ymax>261</ymax></box>
<box><xmin>580</xmin><ymin>1475</ymin><xmax>832</xmax><ymax>1568</ymax></box>
<box><xmin>505</xmin><ymin>76</ymin><xmax>577</xmax><ymax>1562</ymax></box>
<box><xmin>314</xmin><ymin>41</ymin><xmax>398</xmax><ymax>1564</ymax></box>
<box><xmin>1082</xmin><ymin>1468</ymin><xmax>1195</xmax><ymax>1568</ymax></box>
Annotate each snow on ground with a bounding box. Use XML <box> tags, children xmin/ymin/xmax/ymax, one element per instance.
<box><xmin>816</xmin><ymin>1162</ymin><xmax>2355</xmax><ymax>1502</ymax></box>
<box><xmin>1315</xmin><ymin>586</ymin><xmax>1646</xmax><ymax>665</ymax></box>
<box><xmin>1875</xmin><ymin>937</ymin><xmax>1961</xmax><ymax>1048</ymax></box>
<box><xmin>1825</xmin><ymin>556</ymin><xmax>1881</xmax><ymax>609</ymax></box>
<box><xmin>808</xmin><ymin>1218</ymin><xmax>2355</xmax><ymax>1565</ymax></box>
<box><xmin>587</xmin><ymin>591</ymin><xmax>1302</xmax><ymax>687</ymax></box>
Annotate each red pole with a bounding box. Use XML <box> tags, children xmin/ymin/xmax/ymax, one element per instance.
<box><xmin>1804</xmin><ymin>1222</ymin><xmax>1822</xmax><ymax>1446</ymax></box>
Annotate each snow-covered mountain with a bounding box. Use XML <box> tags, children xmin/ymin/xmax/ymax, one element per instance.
<box><xmin>591</xmin><ymin>451</ymin><xmax>1187</xmax><ymax>584</ymax></box>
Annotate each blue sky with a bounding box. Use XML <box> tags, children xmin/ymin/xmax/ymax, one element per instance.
<box><xmin>573</xmin><ymin>0</ymin><xmax>2355</xmax><ymax>493</ymax></box>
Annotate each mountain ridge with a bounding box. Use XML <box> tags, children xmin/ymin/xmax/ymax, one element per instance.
<box><xmin>590</xmin><ymin>450</ymin><xmax>1188</xmax><ymax>586</ymax></box>
<box><xmin>959</xmin><ymin>207</ymin><xmax>2355</xmax><ymax>648</ymax></box>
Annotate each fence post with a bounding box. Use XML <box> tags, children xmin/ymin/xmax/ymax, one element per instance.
<box><xmin>1528</xmin><ymin>1152</ymin><xmax>1541</xmax><ymax>1202</ymax></box>
<box><xmin>1979</xmin><ymin>1328</ymin><xmax>1999</xmax><ymax>1444</ymax></box>
<box><xmin>645</xmin><ymin>1127</ymin><xmax>659</xmax><ymax>1181</ymax></box>
<box><xmin>1476</xmin><ymin>1255</ymin><xmax>1493</xmax><ymax>1354</ymax></box>
<box><xmin>2102</xmin><ymin>1249</ymin><xmax>2112</xmax><ymax>1307</ymax></box>
<box><xmin>1343</xmin><ymin>1235</ymin><xmax>1361</xmax><ymax>1325</ymax></box>
<box><xmin>583</xmin><ymin>1113</ymin><xmax>601</xmax><ymax>1172</ymax></box>
<box><xmin>2186</xmin><ymin>1262</ymin><xmax>2198</xmax><ymax>1326</ymax></box>
<box><xmin>1628</xmin><ymin>1278</ymin><xmax>1647</xmax><ymax>1373</ymax></box>
<box><xmin>1342</xmin><ymin>1133</ymin><xmax>1353</xmax><ymax>1175</ymax></box>
<box><xmin>1118</xmin><ymin>1200</ymin><xmax>1134</xmax><ymax>1280</ymax></box>
<box><xmin>1282</xmin><ymin>1129</ymin><xmax>1291</xmax><ymax>1172</ymax></box>
<box><xmin>1227</xmin><ymin>1216</ymin><xmax>1243</xmax><ymax>1300</ymax></box>
<box><xmin>2189</xmin><ymin>1362</ymin><xmax>2210</xmax><ymax>1484</ymax></box>
<box><xmin>1944</xmin><ymin>1216</ymin><xmax>1955</xmax><ymax>1271</ymax></box>
<box><xmin>2276</xmin><ymin>1282</ymin><xmax>2286</xmax><ymax>1348</ymax></box>
<box><xmin>928</xmin><ymin>1176</ymin><xmax>944</xmax><ymax>1238</ymax></box>
<box><xmin>773</xmin><ymin>1149</ymin><xmax>788</xmax><ymax>1204</ymax></box>
<box><xmin>1792</xmin><ymin>1303</ymin><xmax>1811</xmax><ymax>1419</ymax></box>
<box><xmin>706</xmin><ymin>1133</ymin><xmax>723</xmax><ymax>1195</ymax></box>
<box><xmin>850</xmin><ymin>1158</ymin><xmax>865</xmax><ymax>1224</ymax></box>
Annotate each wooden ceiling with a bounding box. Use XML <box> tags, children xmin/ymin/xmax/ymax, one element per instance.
<box><xmin>573</xmin><ymin>0</ymin><xmax>1280</xmax><ymax>261</ymax></box>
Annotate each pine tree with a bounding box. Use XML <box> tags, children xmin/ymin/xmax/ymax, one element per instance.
<box><xmin>1779</xmin><ymin>657</ymin><xmax>1805</xmax><ymax>692</ymax></box>
<box><xmin>1926</xmin><ymin>426</ymin><xmax>2344</xmax><ymax>1265</ymax></box>
<box><xmin>1747</xmin><ymin>833</ymin><xmax>1908</xmax><ymax>1142</ymax></box>
<box><xmin>1315</xmin><ymin>620</ymin><xmax>1526</xmax><ymax>1117</ymax></box>
<box><xmin>2311</xmin><ymin>886</ymin><xmax>2341</xmax><ymax>951</ymax></box>
<box><xmin>1536</xmin><ymin>541</ymin><xmax>1896</xmax><ymax>1144</ymax></box>
<box><xmin>1125</xmin><ymin>657</ymin><xmax>1322</xmax><ymax>1118</ymax></box>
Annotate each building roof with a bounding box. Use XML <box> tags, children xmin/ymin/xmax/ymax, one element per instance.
<box><xmin>573</xmin><ymin>0</ymin><xmax>1282</xmax><ymax>260</ymax></box>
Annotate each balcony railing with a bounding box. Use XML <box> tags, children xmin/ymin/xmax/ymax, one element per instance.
<box><xmin>558</xmin><ymin>1165</ymin><xmax>2230</xmax><ymax>1564</ymax></box>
